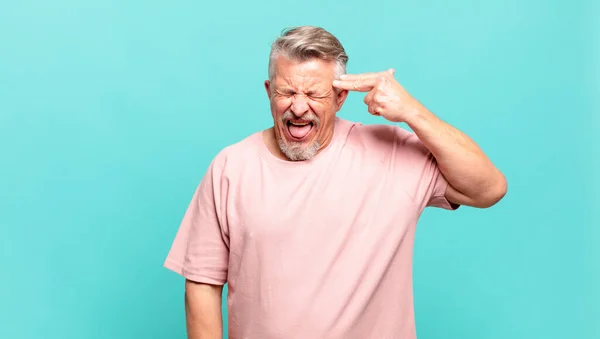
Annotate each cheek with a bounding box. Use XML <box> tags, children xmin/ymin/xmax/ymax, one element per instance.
<box><xmin>308</xmin><ymin>100</ymin><xmax>329</xmax><ymax>113</ymax></box>
<box><xmin>273</xmin><ymin>99</ymin><xmax>291</xmax><ymax>114</ymax></box>
<box><xmin>309</xmin><ymin>100</ymin><xmax>335</xmax><ymax>117</ymax></box>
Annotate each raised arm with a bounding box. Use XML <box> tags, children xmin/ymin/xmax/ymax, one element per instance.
<box><xmin>333</xmin><ymin>69</ymin><xmax>507</xmax><ymax>208</ymax></box>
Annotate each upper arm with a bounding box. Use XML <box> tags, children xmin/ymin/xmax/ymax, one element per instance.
<box><xmin>444</xmin><ymin>173</ymin><xmax>507</xmax><ymax>208</ymax></box>
<box><xmin>444</xmin><ymin>181</ymin><xmax>475</xmax><ymax>208</ymax></box>
<box><xmin>164</xmin><ymin>155</ymin><xmax>231</xmax><ymax>285</ymax></box>
<box><xmin>185</xmin><ymin>279</ymin><xmax>223</xmax><ymax>304</ymax></box>
<box><xmin>185</xmin><ymin>279</ymin><xmax>224</xmax><ymax>338</ymax></box>
<box><xmin>389</xmin><ymin>126</ymin><xmax>460</xmax><ymax>211</ymax></box>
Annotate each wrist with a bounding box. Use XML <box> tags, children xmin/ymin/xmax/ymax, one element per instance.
<box><xmin>403</xmin><ymin>102</ymin><xmax>433</xmax><ymax>130</ymax></box>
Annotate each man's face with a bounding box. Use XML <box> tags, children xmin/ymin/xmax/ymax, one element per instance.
<box><xmin>265</xmin><ymin>55</ymin><xmax>348</xmax><ymax>161</ymax></box>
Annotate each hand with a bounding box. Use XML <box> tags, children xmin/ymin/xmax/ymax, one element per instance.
<box><xmin>333</xmin><ymin>69</ymin><xmax>421</xmax><ymax>123</ymax></box>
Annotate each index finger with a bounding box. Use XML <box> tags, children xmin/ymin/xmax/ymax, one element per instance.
<box><xmin>339</xmin><ymin>69</ymin><xmax>395</xmax><ymax>81</ymax></box>
<box><xmin>332</xmin><ymin>77</ymin><xmax>378</xmax><ymax>92</ymax></box>
<box><xmin>339</xmin><ymin>72</ymin><xmax>383</xmax><ymax>81</ymax></box>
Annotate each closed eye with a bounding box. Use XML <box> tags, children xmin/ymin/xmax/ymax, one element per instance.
<box><xmin>307</xmin><ymin>91</ymin><xmax>329</xmax><ymax>99</ymax></box>
<box><xmin>275</xmin><ymin>88</ymin><xmax>328</xmax><ymax>99</ymax></box>
<box><xmin>274</xmin><ymin>89</ymin><xmax>295</xmax><ymax>97</ymax></box>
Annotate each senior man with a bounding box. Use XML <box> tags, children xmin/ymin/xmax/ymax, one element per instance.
<box><xmin>164</xmin><ymin>26</ymin><xmax>507</xmax><ymax>339</ymax></box>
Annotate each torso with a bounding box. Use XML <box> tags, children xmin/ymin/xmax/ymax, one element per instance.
<box><xmin>215</xmin><ymin>118</ymin><xmax>452</xmax><ymax>338</ymax></box>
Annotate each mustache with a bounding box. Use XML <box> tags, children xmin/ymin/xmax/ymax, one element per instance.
<box><xmin>281</xmin><ymin>111</ymin><xmax>321</xmax><ymax>127</ymax></box>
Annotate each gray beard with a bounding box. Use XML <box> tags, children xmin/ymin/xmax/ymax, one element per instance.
<box><xmin>277</xmin><ymin>138</ymin><xmax>321</xmax><ymax>161</ymax></box>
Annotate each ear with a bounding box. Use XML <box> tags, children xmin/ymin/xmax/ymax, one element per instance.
<box><xmin>264</xmin><ymin>80</ymin><xmax>271</xmax><ymax>99</ymax></box>
<box><xmin>335</xmin><ymin>89</ymin><xmax>349</xmax><ymax>111</ymax></box>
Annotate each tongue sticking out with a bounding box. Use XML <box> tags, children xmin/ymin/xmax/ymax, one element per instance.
<box><xmin>288</xmin><ymin>123</ymin><xmax>312</xmax><ymax>139</ymax></box>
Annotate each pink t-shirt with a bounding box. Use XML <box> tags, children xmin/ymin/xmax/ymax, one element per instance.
<box><xmin>164</xmin><ymin>117</ymin><xmax>458</xmax><ymax>339</ymax></box>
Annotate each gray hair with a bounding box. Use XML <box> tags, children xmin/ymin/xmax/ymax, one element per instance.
<box><xmin>268</xmin><ymin>26</ymin><xmax>349</xmax><ymax>80</ymax></box>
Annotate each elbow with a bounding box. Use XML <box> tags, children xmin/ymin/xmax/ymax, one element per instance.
<box><xmin>477</xmin><ymin>174</ymin><xmax>508</xmax><ymax>208</ymax></box>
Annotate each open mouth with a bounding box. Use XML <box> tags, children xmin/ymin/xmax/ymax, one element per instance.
<box><xmin>286</xmin><ymin>120</ymin><xmax>314</xmax><ymax>141</ymax></box>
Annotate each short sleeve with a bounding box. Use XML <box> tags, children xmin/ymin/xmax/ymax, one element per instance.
<box><xmin>425</xmin><ymin>154</ymin><xmax>460</xmax><ymax>210</ymax></box>
<box><xmin>394</xmin><ymin>127</ymin><xmax>460</xmax><ymax>212</ymax></box>
<box><xmin>163</xmin><ymin>158</ymin><xmax>230</xmax><ymax>285</ymax></box>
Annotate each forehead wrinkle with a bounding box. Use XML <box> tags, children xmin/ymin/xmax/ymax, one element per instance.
<box><xmin>276</xmin><ymin>78</ymin><xmax>326</xmax><ymax>93</ymax></box>
<box><xmin>276</xmin><ymin>73</ymin><xmax>327</xmax><ymax>92</ymax></box>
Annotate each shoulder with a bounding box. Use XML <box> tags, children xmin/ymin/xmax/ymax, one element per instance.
<box><xmin>340</xmin><ymin>119</ymin><xmax>395</xmax><ymax>151</ymax></box>
<box><xmin>342</xmin><ymin>118</ymin><xmax>429</xmax><ymax>157</ymax></box>
<box><xmin>207</xmin><ymin>131</ymin><xmax>264</xmax><ymax>176</ymax></box>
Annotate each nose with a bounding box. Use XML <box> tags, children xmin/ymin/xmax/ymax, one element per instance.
<box><xmin>290</xmin><ymin>94</ymin><xmax>309</xmax><ymax>116</ymax></box>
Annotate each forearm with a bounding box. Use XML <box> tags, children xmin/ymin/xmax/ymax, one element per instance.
<box><xmin>405</xmin><ymin>103</ymin><xmax>507</xmax><ymax>207</ymax></box>
<box><xmin>332</xmin><ymin>69</ymin><xmax>506</xmax><ymax>206</ymax></box>
<box><xmin>185</xmin><ymin>280</ymin><xmax>224</xmax><ymax>339</ymax></box>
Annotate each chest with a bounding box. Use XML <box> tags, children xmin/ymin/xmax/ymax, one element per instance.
<box><xmin>223</xmin><ymin>152</ymin><xmax>418</xmax><ymax>252</ymax></box>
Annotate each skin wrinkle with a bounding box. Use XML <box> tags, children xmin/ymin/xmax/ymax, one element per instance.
<box><xmin>264</xmin><ymin>55</ymin><xmax>348</xmax><ymax>161</ymax></box>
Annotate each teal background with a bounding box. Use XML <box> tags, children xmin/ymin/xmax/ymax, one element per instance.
<box><xmin>1</xmin><ymin>0</ymin><xmax>598</xmax><ymax>338</ymax></box>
